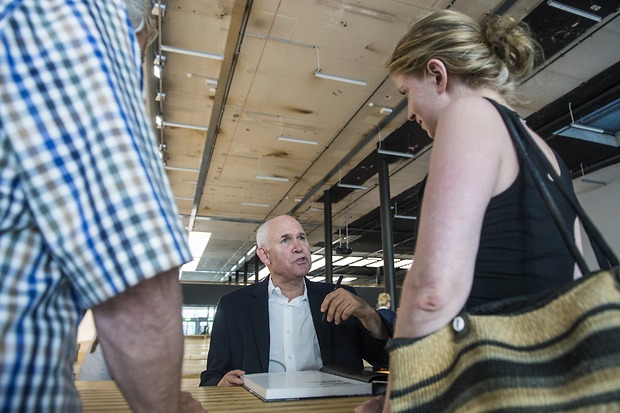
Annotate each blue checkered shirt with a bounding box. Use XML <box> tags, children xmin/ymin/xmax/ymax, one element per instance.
<box><xmin>0</xmin><ymin>0</ymin><xmax>191</xmax><ymax>411</ymax></box>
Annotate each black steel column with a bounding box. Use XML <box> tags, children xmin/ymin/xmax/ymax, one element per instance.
<box><xmin>378</xmin><ymin>152</ymin><xmax>397</xmax><ymax>306</ymax></box>
<box><xmin>254</xmin><ymin>254</ymin><xmax>259</xmax><ymax>283</ymax></box>
<box><xmin>323</xmin><ymin>189</ymin><xmax>333</xmax><ymax>284</ymax></box>
<box><xmin>243</xmin><ymin>261</ymin><xmax>249</xmax><ymax>284</ymax></box>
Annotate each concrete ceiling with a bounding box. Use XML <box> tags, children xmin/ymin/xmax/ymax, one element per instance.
<box><xmin>147</xmin><ymin>0</ymin><xmax>620</xmax><ymax>285</ymax></box>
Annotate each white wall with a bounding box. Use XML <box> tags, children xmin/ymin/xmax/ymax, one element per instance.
<box><xmin>573</xmin><ymin>162</ymin><xmax>620</xmax><ymax>268</ymax></box>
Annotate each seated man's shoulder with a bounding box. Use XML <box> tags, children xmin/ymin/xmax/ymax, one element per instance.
<box><xmin>220</xmin><ymin>282</ymin><xmax>262</xmax><ymax>303</ymax></box>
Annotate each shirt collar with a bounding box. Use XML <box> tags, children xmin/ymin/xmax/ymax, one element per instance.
<box><xmin>268</xmin><ymin>277</ymin><xmax>309</xmax><ymax>302</ymax></box>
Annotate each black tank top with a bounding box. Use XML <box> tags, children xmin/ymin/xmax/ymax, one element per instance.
<box><xmin>467</xmin><ymin>118</ymin><xmax>578</xmax><ymax>308</ymax></box>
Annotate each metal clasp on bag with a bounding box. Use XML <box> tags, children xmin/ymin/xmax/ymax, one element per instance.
<box><xmin>451</xmin><ymin>312</ymin><xmax>471</xmax><ymax>343</ymax></box>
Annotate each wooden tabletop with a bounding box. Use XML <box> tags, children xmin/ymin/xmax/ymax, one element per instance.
<box><xmin>76</xmin><ymin>379</ymin><xmax>370</xmax><ymax>412</ymax></box>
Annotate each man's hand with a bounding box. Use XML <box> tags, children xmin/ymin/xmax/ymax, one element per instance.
<box><xmin>320</xmin><ymin>288</ymin><xmax>388</xmax><ymax>339</ymax></box>
<box><xmin>217</xmin><ymin>369</ymin><xmax>245</xmax><ymax>386</ymax></box>
<box><xmin>180</xmin><ymin>391</ymin><xmax>208</xmax><ymax>412</ymax></box>
<box><xmin>354</xmin><ymin>395</ymin><xmax>386</xmax><ymax>413</ymax></box>
<box><xmin>321</xmin><ymin>288</ymin><xmax>373</xmax><ymax>324</ymax></box>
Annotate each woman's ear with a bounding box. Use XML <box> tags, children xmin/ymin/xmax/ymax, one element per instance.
<box><xmin>426</xmin><ymin>58</ymin><xmax>448</xmax><ymax>92</ymax></box>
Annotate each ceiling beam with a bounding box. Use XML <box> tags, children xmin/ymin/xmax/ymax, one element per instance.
<box><xmin>188</xmin><ymin>0</ymin><xmax>254</xmax><ymax>231</ymax></box>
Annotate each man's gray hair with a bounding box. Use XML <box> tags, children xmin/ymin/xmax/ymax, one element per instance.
<box><xmin>256</xmin><ymin>220</ymin><xmax>271</xmax><ymax>250</ymax></box>
<box><xmin>122</xmin><ymin>0</ymin><xmax>158</xmax><ymax>45</ymax></box>
<box><xmin>123</xmin><ymin>0</ymin><xmax>148</xmax><ymax>31</ymax></box>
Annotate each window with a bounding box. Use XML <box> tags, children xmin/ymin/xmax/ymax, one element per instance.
<box><xmin>182</xmin><ymin>306</ymin><xmax>217</xmax><ymax>335</ymax></box>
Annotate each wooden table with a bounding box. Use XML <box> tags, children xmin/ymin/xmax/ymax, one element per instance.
<box><xmin>76</xmin><ymin>379</ymin><xmax>370</xmax><ymax>412</ymax></box>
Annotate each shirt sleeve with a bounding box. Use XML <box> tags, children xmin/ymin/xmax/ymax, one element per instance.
<box><xmin>2</xmin><ymin>0</ymin><xmax>191</xmax><ymax>309</ymax></box>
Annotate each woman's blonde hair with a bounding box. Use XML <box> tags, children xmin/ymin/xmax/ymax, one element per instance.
<box><xmin>387</xmin><ymin>10</ymin><xmax>542</xmax><ymax>103</ymax></box>
<box><xmin>377</xmin><ymin>292</ymin><xmax>391</xmax><ymax>309</ymax></box>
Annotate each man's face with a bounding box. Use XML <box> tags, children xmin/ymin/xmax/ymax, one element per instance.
<box><xmin>259</xmin><ymin>216</ymin><xmax>311</xmax><ymax>281</ymax></box>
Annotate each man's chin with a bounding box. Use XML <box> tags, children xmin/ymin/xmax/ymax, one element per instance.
<box><xmin>295</xmin><ymin>266</ymin><xmax>311</xmax><ymax>276</ymax></box>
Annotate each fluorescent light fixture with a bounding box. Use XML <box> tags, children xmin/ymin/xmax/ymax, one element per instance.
<box><xmin>277</xmin><ymin>135</ymin><xmax>318</xmax><ymax>145</ymax></box>
<box><xmin>349</xmin><ymin>258</ymin><xmax>380</xmax><ymax>267</ymax></box>
<box><xmin>231</xmin><ymin>265</ymin><xmax>237</xmax><ymax>272</ymax></box>
<box><xmin>311</xmin><ymin>254</ymin><xmax>323</xmax><ymax>262</ymax></box>
<box><xmin>187</xmin><ymin>72</ymin><xmax>218</xmax><ymax>87</ymax></box>
<box><xmin>337</xmin><ymin>182</ymin><xmax>368</xmax><ymax>190</ymax></box>
<box><xmin>255</xmin><ymin>175</ymin><xmax>289</xmax><ymax>182</ymax></box>
<box><xmin>341</xmin><ymin>276</ymin><xmax>357</xmax><ymax>284</ymax></box>
<box><xmin>156</xmin><ymin>118</ymin><xmax>209</xmax><ymax>131</ymax></box>
<box><xmin>181</xmin><ymin>257</ymin><xmax>200</xmax><ymax>272</ymax></box>
<box><xmin>310</xmin><ymin>258</ymin><xmax>326</xmax><ymax>272</ymax></box>
<box><xmin>378</xmin><ymin>148</ymin><xmax>414</xmax><ymax>158</ymax></box>
<box><xmin>246</xmin><ymin>245</ymin><xmax>257</xmax><ymax>257</ymax></box>
<box><xmin>318</xmin><ymin>0</ymin><xmax>395</xmax><ymax>21</ymax></box>
<box><xmin>395</xmin><ymin>259</ymin><xmax>414</xmax><ymax>269</ymax></box>
<box><xmin>311</xmin><ymin>276</ymin><xmax>326</xmax><ymax>282</ymax></box>
<box><xmin>188</xmin><ymin>231</ymin><xmax>211</xmax><ymax>258</ymax></box>
<box><xmin>367</xmin><ymin>260</ymin><xmax>385</xmax><ymax>267</ymax></box>
<box><xmin>309</xmin><ymin>207</ymin><xmax>323</xmax><ymax>212</ymax></box>
<box><xmin>582</xmin><ymin>178</ymin><xmax>607</xmax><ymax>186</ymax></box>
<box><xmin>571</xmin><ymin>123</ymin><xmax>606</xmax><ymax>134</ymax></box>
<box><xmin>241</xmin><ymin>202</ymin><xmax>270</xmax><ymax>207</ymax></box>
<box><xmin>164</xmin><ymin>166</ymin><xmax>199</xmax><ymax>173</ymax></box>
<box><xmin>237</xmin><ymin>256</ymin><xmax>245</xmax><ymax>266</ymax></box>
<box><xmin>258</xmin><ymin>266</ymin><xmax>270</xmax><ymax>279</ymax></box>
<box><xmin>314</xmin><ymin>70</ymin><xmax>367</xmax><ymax>86</ymax></box>
<box><xmin>379</xmin><ymin>107</ymin><xmax>393</xmax><ymax>115</ymax></box>
<box><xmin>547</xmin><ymin>1</ymin><xmax>602</xmax><ymax>21</ymax></box>
<box><xmin>394</xmin><ymin>214</ymin><xmax>417</xmax><ymax>220</ymax></box>
<box><xmin>153</xmin><ymin>64</ymin><xmax>163</xmax><ymax>78</ymax></box>
<box><xmin>333</xmin><ymin>256</ymin><xmax>362</xmax><ymax>266</ymax></box>
<box><xmin>161</xmin><ymin>44</ymin><xmax>224</xmax><ymax>61</ymax></box>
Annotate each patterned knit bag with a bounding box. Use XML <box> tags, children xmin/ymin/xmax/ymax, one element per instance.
<box><xmin>389</xmin><ymin>99</ymin><xmax>620</xmax><ymax>412</ymax></box>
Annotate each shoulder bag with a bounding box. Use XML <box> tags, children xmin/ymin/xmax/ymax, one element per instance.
<box><xmin>388</xmin><ymin>99</ymin><xmax>620</xmax><ymax>412</ymax></box>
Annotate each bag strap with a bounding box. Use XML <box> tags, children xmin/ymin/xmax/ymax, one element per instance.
<box><xmin>486</xmin><ymin>98</ymin><xmax>619</xmax><ymax>275</ymax></box>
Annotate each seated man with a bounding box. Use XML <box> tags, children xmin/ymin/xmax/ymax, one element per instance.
<box><xmin>200</xmin><ymin>215</ymin><xmax>390</xmax><ymax>386</ymax></box>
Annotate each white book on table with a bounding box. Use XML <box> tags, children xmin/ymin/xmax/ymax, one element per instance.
<box><xmin>241</xmin><ymin>371</ymin><xmax>372</xmax><ymax>401</ymax></box>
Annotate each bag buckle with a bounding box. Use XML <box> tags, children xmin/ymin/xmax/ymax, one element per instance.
<box><xmin>451</xmin><ymin>313</ymin><xmax>471</xmax><ymax>343</ymax></box>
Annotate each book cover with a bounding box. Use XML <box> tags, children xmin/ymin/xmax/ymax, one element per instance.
<box><xmin>319</xmin><ymin>364</ymin><xmax>389</xmax><ymax>383</ymax></box>
<box><xmin>242</xmin><ymin>371</ymin><xmax>372</xmax><ymax>401</ymax></box>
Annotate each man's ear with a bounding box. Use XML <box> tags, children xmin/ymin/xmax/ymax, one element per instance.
<box><xmin>426</xmin><ymin>58</ymin><xmax>448</xmax><ymax>92</ymax></box>
<box><xmin>256</xmin><ymin>247</ymin><xmax>270</xmax><ymax>266</ymax></box>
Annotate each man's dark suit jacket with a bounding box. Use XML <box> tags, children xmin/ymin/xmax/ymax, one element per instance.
<box><xmin>199</xmin><ymin>278</ymin><xmax>390</xmax><ymax>386</ymax></box>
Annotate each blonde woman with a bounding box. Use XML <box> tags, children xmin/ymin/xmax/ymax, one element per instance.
<box><xmin>356</xmin><ymin>10</ymin><xmax>581</xmax><ymax>413</ymax></box>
